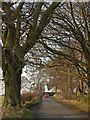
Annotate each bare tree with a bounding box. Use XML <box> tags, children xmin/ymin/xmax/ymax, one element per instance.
<box><xmin>2</xmin><ymin>1</ymin><xmax>60</xmax><ymax>106</ymax></box>
<box><xmin>38</xmin><ymin>2</ymin><xmax>89</xmax><ymax>95</ymax></box>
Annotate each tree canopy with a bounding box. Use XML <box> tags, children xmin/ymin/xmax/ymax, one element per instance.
<box><xmin>1</xmin><ymin>1</ymin><xmax>90</xmax><ymax>107</ymax></box>
<box><xmin>2</xmin><ymin>1</ymin><xmax>61</xmax><ymax>106</ymax></box>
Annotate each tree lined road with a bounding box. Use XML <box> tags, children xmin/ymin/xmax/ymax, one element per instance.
<box><xmin>30</xmin><ymin>97</ymin><xmax>88</xmax><ymax>119</ymax></box>
<box><xmin>1</xmin><ymin>2</ymin><xmax>89</xmax><ymax>118</ymax></box>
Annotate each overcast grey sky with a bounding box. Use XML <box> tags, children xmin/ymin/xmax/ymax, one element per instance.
<box><xmin>0</xmin><ymin>0</ymin><xmax>89</xmax><ymax>2</ymax></box>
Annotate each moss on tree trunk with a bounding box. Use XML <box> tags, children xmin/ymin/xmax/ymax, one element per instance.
<box><xmin>2</xmin><ymin>47</ymin><xmax>23</xmax><ymax>107</ymax></box>
<box><xmin>4</xmin><ymin>68</ymin><xmax>22</xmax><ymax>107</ymax></box>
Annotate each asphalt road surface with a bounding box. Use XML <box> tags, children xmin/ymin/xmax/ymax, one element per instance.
<box><xmin>30</xmin><ymin>97</ymin><xmax>88</xmax><ymax>119</ymax></box>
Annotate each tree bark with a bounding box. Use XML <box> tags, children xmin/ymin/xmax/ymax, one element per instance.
<box><xmin>4</xmin><ymin>66</ymin><xmax>22</xmax><ymax>107</ymax></box>
<box><xmin>2</xmin><ymin>47</ymin><xmax>23</xmax><ymax>107</ymax></box>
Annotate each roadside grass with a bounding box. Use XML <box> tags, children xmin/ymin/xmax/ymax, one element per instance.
<box><xmin>29</xmin><ymin>99</ymin><xmax>40</xmax><ymax>105</ymax></box>
<box><xmin>52</xmin><ymin>94</ymin><xmax>88</xmax><ymax>112</ymax></box>
<box><xmin>22</xmin><ymin>108</ymin><xmax>33</xmax><ymax>118</ymax></box>
<box><xmin>23</xmin><ymin>99</ymin><xmax>40</xmax><ymax>108</ymax></box>
<box><xmin>2</xmin><ymin>92</ymin><xmax>41</xmax><ymax>118</ymax></box>
<box><xmin>2</xmin><ymin>106</ymin><xmax>33</xmax><ymax>118</ymax></box>
<box><xmin>0</xmin><ymin>96</ymin><xmax>2</xmax><ymax>104</ymax></box>
<box><xmin>0</xmin><ymin>96</ymin><xmax>4</xmax><ymax>106</ymax></box>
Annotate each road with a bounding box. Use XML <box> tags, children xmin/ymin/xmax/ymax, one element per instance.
<box><xmin>30</xmin><ymin>97</ymin><xmax>88</xmax><ymax>119</ymax></box>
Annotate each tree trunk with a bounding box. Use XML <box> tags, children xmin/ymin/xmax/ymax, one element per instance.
<box><xmin>4</xmin><ymin>68</ymin><xmax>22</xmax><ymax>107</ymax></box>
<box><xmin>76</xmin><ymin>79</ymin><xmax>83</xmax><ymax>97</ymax></box>
<box><xmin>79</xmin><ymin>80</ymin><xmax>83</xmax><ymax>94</ymax></box>
<box><xmin>2</xmin><ymin>47</ymin><xmax>23</xmax><ymax>107</ymax></box>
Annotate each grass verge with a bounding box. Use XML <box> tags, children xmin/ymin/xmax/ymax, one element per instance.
<box><xmin>24</xmin><ymin>98</ymin><xmax>40</xmax><ymax>108</ymax></box>
<box><xmin>2</xmin><ymin>106</ymin><xmax>33</xmax><ymax>118</ymax></box>
<box><xmin>2</xmin><ymin>95</ymin><xmax>41</xmax><ymax>118</ymax></box>
<box><xmin>52</xmin><ymin>94</ymin><xmax>88</xmax><ymax>112</ymax></box>
<box><xmin>0</xmin><ymin>96</ymin><xmax>4</xmax><ymax>104</ymax></box>
<box><xmin>0</xmin><ymin>96</ymin><xmax>4</xmax><ymax>108</ymax></box>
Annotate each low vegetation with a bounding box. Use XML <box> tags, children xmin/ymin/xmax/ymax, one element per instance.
<box><xmin>52</xmin><ymin>94</ymin><xmax>88</xmax><ymax>112</ymax></box>
<box><xmin>0</xmin><ymin>96</ymin><xmax>2</xmax><ymax>104</ymax></box>
<box><xmin>2</xmin><ymin>91</ymin><xmax>41</xmax><ymax>118</ymax></box>
<box><xmin>0</xmin><ymin>96</ymin><xmax>4</xmax><ymax>107</ymax></box>
<box><xmin>21</xmin><ymin>91</ymin><xmax>40</xmax><ymax>105</ymax></box>
<box><xmin>2</xmin><ymin>106</ymin><xmax>33</xmax><ymax>118</ymax></box>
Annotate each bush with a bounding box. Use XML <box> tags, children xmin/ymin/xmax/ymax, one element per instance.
<box><xmin>21</xmin><ymin>91</ymin><xmax>40</xmax><ymax>104</ymax></box>
<box><xmin>21</xmin><ymin>92</ymin><xmax>32</xmax><ymax>104</ymax></box>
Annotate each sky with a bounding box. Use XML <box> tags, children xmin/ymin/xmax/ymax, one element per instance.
<box><xmin>1</xmin><ymin>0</ymin><xmax>89</xmax><ymax>2</ymax></box>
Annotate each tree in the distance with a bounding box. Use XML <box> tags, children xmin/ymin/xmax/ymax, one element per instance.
<box><xmin>39</xmin><ymin>2</ymin><xmax>90</xmax><ymax>95</ymax></box>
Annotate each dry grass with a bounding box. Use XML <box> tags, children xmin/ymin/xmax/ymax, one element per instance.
<box><xmin>52</xmin><ymin>94</ymin><xmax>88</xmax><ymax>112</ymax></box>
<box><xmin>60</xmin><ymin>99</ymin><xmax>88</xmax><ymax>112</ymax></box>
<box><xmin>21</xmin><ymin>91</ymin><xmax>40</xmax><ymax>105</ymax></box>
<box><xmin>2</xmin><ymin>106</ymin><xmax>33</xmax><ymax>118</ymax></box>
<box><xmin>2</xmin><ymin>92</ymin><xmax>41</xmax><ymax>118</ymax></box>
<box><xmin>0</xmin><ymin>96</ymin><xmax>4</xmax><ymax>107</ymax></box>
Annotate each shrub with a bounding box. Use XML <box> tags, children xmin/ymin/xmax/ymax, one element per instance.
<box><xmin>21</xmin><ymin>92</ymin><xmax>32</xmax><ymax>104</ymax></box>
<box><xmin>21</xmin><ymin>91</ymin><xmax>40</xmax><ymax>104</ymax></box>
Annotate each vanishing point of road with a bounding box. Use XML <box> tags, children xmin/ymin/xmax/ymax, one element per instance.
<box><xmin>30</xmin><ymin>97</ymin><xmax>88</xmax><ymax>119</ymax></box>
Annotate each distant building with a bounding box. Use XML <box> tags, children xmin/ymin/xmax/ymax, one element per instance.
<box><xmin>44</xmin><ymin>84</ymin><xmax>60</xmax><ymax>93</ymax></box>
